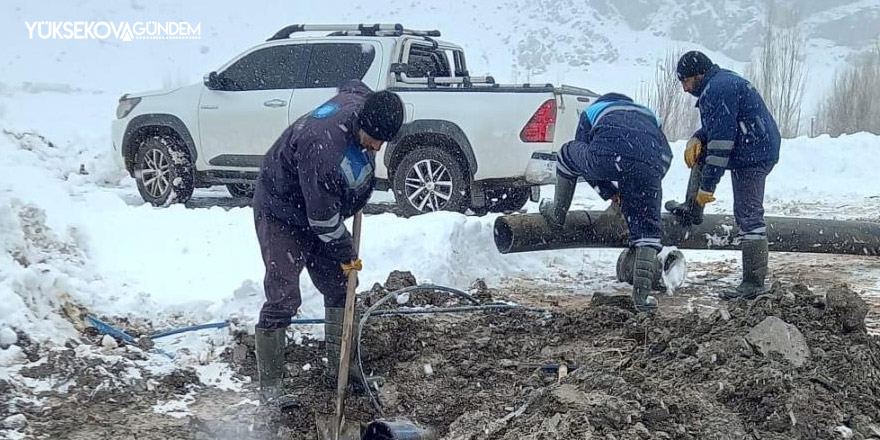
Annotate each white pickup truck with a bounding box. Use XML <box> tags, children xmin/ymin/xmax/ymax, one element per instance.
<box><xmin>111</xmin><ymin>23</ymin><xmax>597</xmax><ymax>216</ymax></box>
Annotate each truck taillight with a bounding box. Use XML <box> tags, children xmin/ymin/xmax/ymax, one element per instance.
<box><xmin>519</xmin><ymin>99</ymin><xmax>557</xmax><ymax>143</ymax></box>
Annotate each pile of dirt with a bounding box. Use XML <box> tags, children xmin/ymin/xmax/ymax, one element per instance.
<box><xmin>231</xmin><ymin>275</ymin><xmax>880</xmax><ymax>440</ymax></box>
<box><xmin>9</xmin><ymin>271</ymin><xmax>878</xmax><ymax>440</ymax></box>
<box><xmin>465</xmin><ymin>284</ymin><xmax>880</xmax><ymax>440</ymax></box>
<box><xmin>3</xmin><ymin>340</ymin><xmax>208</xmax><ymax>440</ymax></box>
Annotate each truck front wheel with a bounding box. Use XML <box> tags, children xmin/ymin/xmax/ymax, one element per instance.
<box><xmin>133</xmin><ymin>135</ymin><xmax>194</xmax><ymax>206</ymax></box>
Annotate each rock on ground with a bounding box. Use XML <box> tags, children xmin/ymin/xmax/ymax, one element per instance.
<box><xmin>745</xmin><ymin>316</ymin><xmax>811</xmax><ymax>367</ymax></box>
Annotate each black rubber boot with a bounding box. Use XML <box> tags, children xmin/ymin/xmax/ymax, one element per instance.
<box><xmin>632</xmin><ymin>246</ymin><xmax>659</xmax><ymax>313</ymax></box>
<box><xmin>723</xmin><ymin>238</ymin><xmax>769</xmax><ymax>300</ymax></box>
<box><xmin>254</xmin><ymin>327</ymin><xmax>297</xmax><ymax>409</ymax></box>
<box><xmin>616</xmin><ymin>247</ymin><xmax>664</xmax><ymax>290</ymax></box>
<box><xmin>539</xmin><ymin>174</ymin><xmax>577</xmax><ymax>228</ymax></box>
<box><xmin>324</xmin><ymin>307</ymin><xmax>366</xmax><ymax>392</ymax></box>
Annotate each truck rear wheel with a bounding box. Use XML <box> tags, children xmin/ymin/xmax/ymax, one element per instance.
<box><xmin>392</xmin><ymin>146</ymin><xmax>469</xmax><ymax>217</ymax></box>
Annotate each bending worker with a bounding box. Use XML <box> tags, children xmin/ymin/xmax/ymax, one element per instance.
<box><xmin>252</xmin><ymin>80</ymin><xmax>404</xmax><ymax>405</ymax></box>
<box><xmin>540</xmin><ymin>93</ymin><xmax>672</xmax><ymax>312</ymax></box>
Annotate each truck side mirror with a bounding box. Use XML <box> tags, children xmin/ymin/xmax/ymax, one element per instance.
<box><xmin>204</xmin><ymin>71</ymin><xmax>222</xmax><ymax>90</ymax></box>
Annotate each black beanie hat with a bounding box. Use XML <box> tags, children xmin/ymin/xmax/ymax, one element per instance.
<box><xmin>359</xmin><ymin>91</ymin><xmax>404</xmax><ymax>141</ymax></box>
<box><xmin>676</xmin><ymin>51</ymin><xmax>714</xmax><ymax>81</ymax></box>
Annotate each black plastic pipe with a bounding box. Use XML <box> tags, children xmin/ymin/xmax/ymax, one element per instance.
<box><xmin>494</xmin><ymin>211</ymin><xmax>880</xmax><ymax>256</ymax></box>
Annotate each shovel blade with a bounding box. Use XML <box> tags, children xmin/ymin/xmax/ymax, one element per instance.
<box><xmin>315</xmin><ymin>413</ymin><xmax>361</xmax><ymax>440</ymax></box>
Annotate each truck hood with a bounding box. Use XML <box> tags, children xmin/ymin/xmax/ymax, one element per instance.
<box><xmin>123</xmin><ymin>88</ymin><xmax>179</xmax><ymax>99</ymax></box>
<box><xmin>123</xmin><ymin>83</ymin><xmax>200</xmax><ymax>99</ymax></box>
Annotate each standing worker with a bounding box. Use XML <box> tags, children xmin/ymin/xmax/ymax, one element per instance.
<box><xmin>676</xmin><ymin>51</ymin><xmax>781</xmax><ymax>299</ymax></box>
<box><xmin>251</xmin><ymin>80</ymin><xmax>403</xmax><ymax>406</ymax></box>
<box><xmin>540</xmin><ymin>93</ymin><xmax>673</xmax><ymax>312</ymax></box>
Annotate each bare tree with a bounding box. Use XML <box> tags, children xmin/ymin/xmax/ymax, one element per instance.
<box><xmin>746</xmin><ymin>2</ymin><xmax>808</xmax><ymax>138</ymax></box>
<box><xmin>815</xmin><ymin>43</ymin><xmax>880</xmax><ymax>136</ymax></box>
<box><xmin>635</xmin><ymin>49</ymin><xmax>701</xmax><ymax>141</ymax></box>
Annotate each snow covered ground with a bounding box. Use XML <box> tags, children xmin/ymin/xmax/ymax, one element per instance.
<box><xmin>2</xmin><ymin>86</ymin><xmax>879</xmax><ymax>349</ymax></box>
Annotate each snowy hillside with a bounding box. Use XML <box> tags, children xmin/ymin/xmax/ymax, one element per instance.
<box><xmin>3</xmin><ymin>0</ymin><xmax>879</xmax><ymax>113</ymax></box>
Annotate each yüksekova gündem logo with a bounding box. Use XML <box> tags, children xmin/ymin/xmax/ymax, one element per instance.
<box><xmin>25</xmin><ymin>21</ymin><xmax>201</xmax><ymax>41</ymax></box>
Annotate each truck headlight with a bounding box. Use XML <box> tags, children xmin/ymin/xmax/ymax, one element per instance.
<box><xmin>116</xmin><ymin>96</ymin><xmax>141</xmax><ymax>119</ymax></box>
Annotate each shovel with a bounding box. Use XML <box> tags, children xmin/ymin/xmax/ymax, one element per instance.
<box><xmin>316</xmin><ymin>211</ymin><xmax>364</xmax><ymax>440</ymax></box>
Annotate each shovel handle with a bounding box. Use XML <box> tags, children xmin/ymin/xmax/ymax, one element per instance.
<box><xmin>333</xmin><ymin>211</ymin><xmax>363</xmax><ymax>439</ymax></box>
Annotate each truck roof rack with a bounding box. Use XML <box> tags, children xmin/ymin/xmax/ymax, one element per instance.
<box><xmin>267</xmin><ymin>24</ymin><xmax>441</xmax><ymax>41</ymax></box>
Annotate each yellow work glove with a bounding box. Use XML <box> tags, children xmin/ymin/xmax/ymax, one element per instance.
<box><xmin>341</xmin><ymin>259</ymin><xmax>363</xmax><ymax>276</ymax></box>
<box><xmin>684</xmin><ymin>137</ymin><xmax>703</xmax><ymax>169</ymax></box>
<box><xmin>695</xmin><ymin>190</ymin><xmax>716</xmax><ymax>206</ymax></box>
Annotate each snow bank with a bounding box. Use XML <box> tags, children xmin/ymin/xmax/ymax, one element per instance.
<box><xmin>0</xmin><ymin>124</ymin><xmax>585</xmax><ymax>348</ymax></box>
<box><xmin>3</xmin><ymin>109</ymin><xmax>880</xmax><ymax>351</ymax></box>
<box><xmin>0</xmin><ymin>103</ymin><xmax>878</xmax><ymax>411</ymax></box>
<box><xmin>662</xmin><ymin>133</ymin><xmax>880</xmax><ymax>219</ymax></box>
